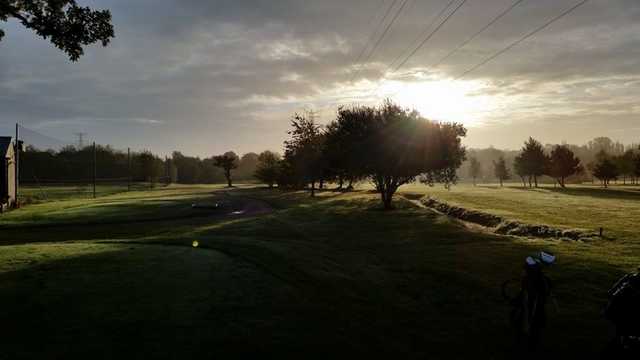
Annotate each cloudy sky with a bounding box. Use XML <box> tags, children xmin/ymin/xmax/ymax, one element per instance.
<box><xmin>1</xmin><ymin>0</ymin><xmax>639</xmax><ymax>156</ymax></box>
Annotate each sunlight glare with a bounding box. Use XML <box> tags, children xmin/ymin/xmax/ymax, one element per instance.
<box><xmin>374</xmin><ymin>77</ymin><xmax>499</xmax><ymax>126</ymax></box>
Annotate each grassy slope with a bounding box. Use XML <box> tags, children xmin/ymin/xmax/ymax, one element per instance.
<box><xmin>0</xmin><ymin>185</ymin><xmax>637</xmax><ymax>358</ymax></box>
<box><xmin>403</xmin><ymin>183</ymin><xmax>640</xmax><ymax>245</ymax></box>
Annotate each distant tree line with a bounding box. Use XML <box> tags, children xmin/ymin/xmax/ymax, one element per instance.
<box><xmin>20</xmin><ymin>145</ymin><xmax>263</xmax><ymax>186</ymax></box>
<box><xmin>462</xmin><ymin>137</ymin><xmax>640</xmax><ymax>188</ymax></box>
<box><xmin>252</xmin><ymin>101</ymin><xmax>467</xmax><ymax>209</ymax></box>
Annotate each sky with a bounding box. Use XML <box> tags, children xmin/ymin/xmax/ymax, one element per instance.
<box><xmin>1</xmin><ymin>0</ymin><xmax>639</xmax><ymax>156</ymax></box>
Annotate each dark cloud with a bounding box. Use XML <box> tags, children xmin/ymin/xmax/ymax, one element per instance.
<box><xmin>1</xmin><ymin>0</ymin><xmax>639</xmax><ymax>155</ymax></box>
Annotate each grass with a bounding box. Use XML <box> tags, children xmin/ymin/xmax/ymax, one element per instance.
<box><xmin>1</xmin><ymin>184</ymin><xmax>638</xmax><ymax>358</ymax></box>
<box><xmin>19</xmin><ymin>183</ymin><xmax>172</xmax><ymax>203</ymax></box>
<box><xmin>401</xmin><ymin>183</ymin><xmax>640</xmax><ymax>246</ymax></box>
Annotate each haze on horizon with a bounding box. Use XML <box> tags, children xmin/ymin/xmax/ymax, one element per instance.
<box><xmin>1</xmin><ymin>0</ymin><xmax>639</xmax><ymax>156</ymax></box>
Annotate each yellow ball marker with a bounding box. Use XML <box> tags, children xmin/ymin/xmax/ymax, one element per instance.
<box><xmin>192</xmin><ymin>240</ymin><xmax>199</xmax><ymax>248</ymax></box>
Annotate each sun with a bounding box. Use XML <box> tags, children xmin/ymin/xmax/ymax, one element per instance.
<box><xmin>373</xmin><ymin>77</ymin><xmax>498</xmax><ymax>126</ymax></box>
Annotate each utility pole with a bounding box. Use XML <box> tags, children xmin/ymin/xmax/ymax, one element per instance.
<box><xmin>127</xmin><ymin>147</ymin><xmax>131</xmax><ymax>191</ymax></box>
<box><xmin>93</xmin><ymin>142</ymin><xmax>96</xmax><ymax>199</ymax></box>
<box><xmin>15</xmin><ymin>123</ymin><xmax>19</xmax><ymax>206</ymax></box>
<box><xmin>74</xmin><ymin>132</ymin><xmax>87</xmax><ymax>148</ymax></box>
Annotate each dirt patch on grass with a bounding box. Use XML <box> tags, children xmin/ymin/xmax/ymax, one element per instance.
<box><xmin>418</xmin><ymin>197</ymin><xmax>600</xmax><ymax>241</ymax></box>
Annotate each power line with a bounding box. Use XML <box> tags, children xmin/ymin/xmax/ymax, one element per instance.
<box><xmin>343</xmin><ymin>0</ymin><xmax>463</xmax><ymax>104</ymax></box>
<box><xmin>348</xmin><ymin>0</ymin><xmax>390</xmax><ymax>80</ymax></box>
<box><xmin>360</xmin><ymin>0</ymin><xmax>412</xmax><ymax>69</ymax></box>
<box><xmin>387</xmin><ymin>0</ymin><xmax>459</xmax><ymax>71</ymax></box>
<box><xmin>456</xmin><ymin>0</ymin><xmax>590</xmax><ymax>80</ymax></box>
<box><xmin>433</xmin><ymin>0</ymin><xmax>528</xmax><ymax>68</ymax></box>
<box><xmin>349</xmin><ymin>0</ymin><xmax>400</xmax><ymax>82</ymax></box>
<box><xmin>393</xmin><ymin>0</ymin><xmax>470</xmax><ymax>72</ymax></box>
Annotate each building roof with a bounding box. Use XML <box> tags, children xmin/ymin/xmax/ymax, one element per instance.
<box><xmin>0</xmin><ymin>137</ymin><xmax>12</xmax><ymax>157</ymax></box>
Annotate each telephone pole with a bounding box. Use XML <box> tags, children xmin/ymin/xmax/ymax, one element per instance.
<box><xmin>74</xmin><ymin>132</ymin><xmax>87</xmax><ymax>148</ymax></box>
<box><xmin>93</xmin><ymin>142</ymin><xmax>97</xmax><ymax>199</ymax></box>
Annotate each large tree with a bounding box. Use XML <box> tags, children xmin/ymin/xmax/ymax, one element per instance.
<box><xmin>281</xmin><ymin>111</ymin><xmax>324</xmax><ymax>196</ymax></box>
<box><xmin>1</xmin><ymin>0</ymin><xmax>114</xmax><ymax>61</ymax></box>
<box><xmin>493</xmin><ymin>156</ymin><xmax>510</xmax><ymax>187</ymax></box>
<box><xmin>255</xmin><ymin>151</ymin><xmax>281</xmax><ymax>188</ymax></box>
<box><xmin>342</xmin><ymin>101</ymin><xmax>466</xmax><ymax>210</ymax></box>
<box><xmin>213</xmin><ymin>151</ymin><xmax>239</xmax><ymax>187</ymax></box>
<box><xmin>548</xmin><ymin>145</ymin><xmax>582</xmax><ymax>188</ymax></box>
<box><xmin>615</xmin><ymin>149</ymin><xmax>636</xmax><ymax>185</ymax></box>
<box><xmin>592</xmin><ymin>152</ymin><xmax>619</xmax><ymax>188</ymax></box>
<box><xmin>324</xmin><ymin>106</ymin><xmax>377</xmax><ymax>190</ymax></box>
<box><xmin>516</xmin><ymin>137</ymin><xmax>548</xmax><ymax>187</ymax></box>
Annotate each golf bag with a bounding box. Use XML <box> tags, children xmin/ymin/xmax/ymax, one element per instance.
<box><xmin>603</xmin><ymin>270</ymin><xmax>640</xmax><ymax>358</ymax></box>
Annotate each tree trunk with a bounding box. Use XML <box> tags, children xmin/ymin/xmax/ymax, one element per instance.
<box><xmin>226</xmin><ymin>171</ymin><xmax>232</xmax><ymax>187</ymax></box>
<box><xmin>528</xmin><ymin>176</ymin><xmax>532</xmax><ymax>188</ymax></box>
<box><xmin>521</xmin><ymin>177</ymin><xmax>526</xmax><ymax>187</ymax></box>
<box><xmin>534</xmin><ymin>176</ymin><xmax>538</xmax><ymax>188</ymax></box>
<box><xmin>381</xmin><ymin>190</ymin><xmax>394</xmax><ymax>210</ymax></box>
<box><xmin>338</xmin><ymin>176</ymin><xmax>344</xmax><ymax>190</ymax></box>
<box><xmin>319</xmin><ymin>178</ymin><xmax>324</xmax><ymax>190</ymax></box>
<box><xmin>310</xmin><ymin>181</ymin><xmax>316</xmax><ymax>197</ymax></box>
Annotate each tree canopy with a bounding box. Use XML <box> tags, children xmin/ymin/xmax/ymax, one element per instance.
<box><xmin>514</xmin><ymin>137</ymin><xmax>548</xmax><ymax>187</ymax></box>
<box><xmin>213</xmin><ymin>151</ymin><xmax>240</xmax><ymax>187</ymax></box>
<box><xmin>255</xmin><ymin>151</ymin><xmax>281</xmax><ymax>188</ymax></box>
<box><xmin>0</xmin><ymin>0</ymin><xmax>114</xmax><ymax>61</ymax></box>
<box><xmin>327</xmin><ymin>101</ymin><xmax>466</xmax><ymax>209</ymax></box>
<box><xmin>548</xmin><ymin>145</ymin><xmax>582</xmax><ymax>188</ymax></box>
<box><xmin>493</xmin><ymin>156</ymin><xmax>510</xmax><ymax>187</ymax></box>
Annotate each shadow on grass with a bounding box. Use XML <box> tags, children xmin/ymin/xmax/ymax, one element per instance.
<box><xmin>0</xmin><ymin>201</ymin><xmax>625</xmax><ymax>359</ymax></box>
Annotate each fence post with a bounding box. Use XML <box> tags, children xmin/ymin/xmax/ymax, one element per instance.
<box><xmin>93</xmin><ymin>142</ymin><xmax>96</xmax><ymax>199</ymax></box>
<box><xmin>127</xmin><ymin>147</ymin><xmax>131</xmax><ymax>191</ymax></box>
<box><xmin>14</xmin><ymin>123</ymin><xmax>19</xmax><ymax>206</ymax></box>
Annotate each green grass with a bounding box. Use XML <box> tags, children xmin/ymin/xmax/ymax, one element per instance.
<box><xmin>19</xmin><ymin>183</ymin><xmax>161</xmax><ymax>203</ymax></box>
<box><xmin>0</xmin><ymin>184</ymin><xmax>638</xmax><ymax>358</ymax></box>
<box><xmin>401</xmin><ymin>183</ymin><xmax>640</xmax><ymax>245</ymax></box>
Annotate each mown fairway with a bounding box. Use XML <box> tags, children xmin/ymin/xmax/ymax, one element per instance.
<box><xmin>1</xmin><ymin>184</ymin><xmax>638</xmax><ymax>359</ymax></box>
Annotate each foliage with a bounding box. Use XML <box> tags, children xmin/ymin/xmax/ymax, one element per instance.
<box><xmin>280</xmin><ymin>111</ymin><xmax>324</xmax><ymax>195</ymax></box>
<box><xmin>493</xmin><ymin>156</ymin><xmax>511</xmax><ymax>187</ymax></box>
<box><xmin>592</xmin><ymin>152</ymin><xmax>619</xmax><ymax>188</ymax></box>
<box><xmin>514</xmin><ymin>137</ymin><xmax>548</xmax><ymax>187</ymax></box>
<box><xmin>0</xmin><ymin>0</ymin><xmax>114</xmax><ymax>61</ymax></box>
<box><xmin>20</xmin><ymin>144</ymin><xmax>165</xmax><ymax>184</ymax></box>
<box><xmin>548</xmin><ymin>145</ymin><xmax>582</xmax><ymax>188</ymax></box>
<box><xmin>213</xmin><ymin>151</ymin><xmax>240</xmax><ymax>187</ymax></box>
<box><xmin>338</xmin><ymin>101</ymin><xmax>466</xmax><ymax>209</ymax></box>
<box><xmin>254</xmin><ymin>151</ymin><xmax>281</xmax><ymax>188</ymax></box>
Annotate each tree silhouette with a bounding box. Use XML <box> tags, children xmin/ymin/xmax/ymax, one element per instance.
<box><xmin>255</xmin><ymin>151</ymin><xmax>281</xmax><ymax>188</ymax></box>
<box><xmin>615</xmin><ymin>149</ymin><xmax>636</xmax><ymax>185</ymax></box>
<box><xmin>1</xmin><ymin>0</ymin><xmax>114</xmax><ymax>61</ymax></box>
<box><xmin>493</xmin><ymin>156</ymin><xmax>510</xmax><ymax>187</ymax></box>
<box><xmin>282</xmin><ymin>111</ymin><xmax>324</xmax><ymax>196</ymax></box>
<box><xmin>324</xmin><ymin>106</ymin><xmax>377</xmax><ymax>191</ymax></box>
<box><xmin>339</xmin><ymin>101</ymin><xmax>466</xmax><ymax>210</ymax></box>
<box><xmin>469</xmin><ymin>157</ymin><xmax>481</xmax><ymax>186</ymax></box>
<box><xmin>213</xmin><ymin>151</ymin><xmax>239</xmax><ymax>187</ymax></box>
<box><xmin>548</xmin><ymin>145</ymin><xmax>582</xmax><ymax>188</ymax></box>
<box><xmin>592</xmin><ymin>152</ymin><xmax>619</xmax><ymax>188</ymax></box>
<box><xmin>516</xmin><ymin>137</ymin><xmax>548</xmax><ymax>187</ymax></box>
